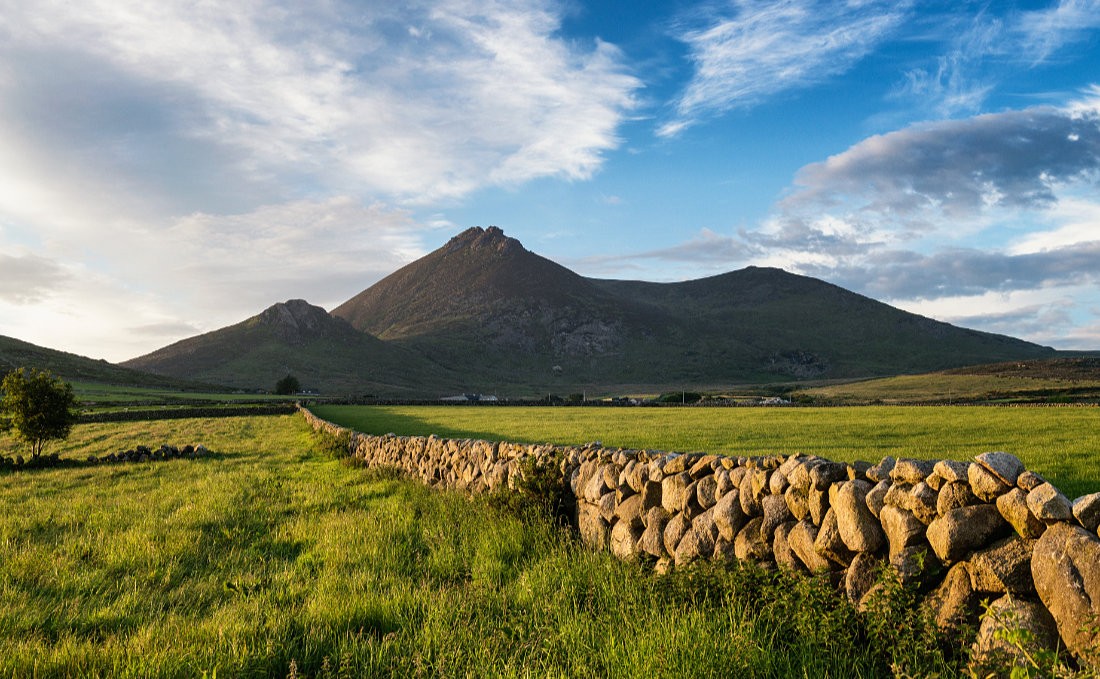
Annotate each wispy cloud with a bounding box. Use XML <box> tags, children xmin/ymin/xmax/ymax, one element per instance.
<box><xmin>0</xmin><ymin>0</ymin><xmax>641</xmax><ymax>204</ymax></box>
<box><xmin>660</xmin><ymin>0</ymin><xmax>909</xmax><ymax>136</ymax></box>
<box><xmin>1017</xmin><ymin>0</ymin><xmax>1100</xmax><ymax>64</ymax></box>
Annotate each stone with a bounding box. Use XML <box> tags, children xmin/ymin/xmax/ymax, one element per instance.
<box><xmin>814</xmin><ymin>508</ymin><xmax>856</xmax><ymax>567</ymax></box>
<box><xmin>773</xmin><ymin>521</ymin><xmax>802</xmax><ymax>571</ymax></box>
<box><xmin>739</xmin><ymin>469</ymin><xmax>763</xmax><ymax>517</ymax></box>
<box><xmin>614</xmin><ymin>493</ymin><xmax>645</xmax><ymax>529</ymax></box>
<box><xmin>849</xmin><ymin>460</ymin><xmax>872</xmax><ymax>481</ymax></box>
<box><xmin>788</xmin><ymin>519</ymin><xmax>833</xmax><ymax>572</ymax></box>
<box><xmin>865</xmin><ymin>456</ymin><xmax>896</xmax><ymax>484</ymax></box>
<box><xmin>934</xmin><ymin>459</ymin><xmax>970</xmax><ymax>484</ymax></box>
<box><xmin>598</xmin><ymin>491</ymin><xmax>618</xmax><ymax>522</ymax></box>
<box><xmin>663</xmin><ymin>512</ymin><xmax>692</xmax><ymax>555</ymax></box>
<box><xmin>927</xmin><ymin>504</ymin><xmax>1012</xmax><ymax>564</ymax></box>
<box><xmin>925</xmin><ymin>471</ymin><xmax>944</xmax><ymax>491</ymax></box>
<box><xmin>689</xmin><ymin>455</ymin><xmax>718</xmax><ymax>479</ymax></box>
<box><xmin>662</xmin><ymin>454</ymin><xmax>688</xmax><ymax>475</ymax></box>
<box><xmin>937</xmin><ymin>481</ymin><xmax>978</xmax><ymax>517</ymax></box>
<box><xmin>714</xmin><ymin>468</ymin><xmax>734</xmax><ymax>498</ymax></box>
<box><xmin>883</xmin><ymin>482</ymin><xmax>913</xmax><ymax>511</ymax></box>
<box><xmin>969</xmin><ymin>463</ymin><xmax>1012</xmax><ymax>502</ymax></box>
<box><xmin>1016</xmin><ymin>470</ymin><xmax>1046</xmax><ymax>492</ymax></box>
<box><xmin>807</xmin><ymin>487</ymin><xmax>830</xmax><ymax>526</ymax></box>
<box><xmin>750</xmin><ymin>469</ymin><xmax>771</xmax><ymax>500</ymax></box>
<box><xmin>1027</xmin><ymin>483</ymin><xmax>1073</xmax><ymax>522</ymax></box>
<box><xmin>640</xmin><ymin>480</ymin><xmax>663</xmax><ymax>511</ymax></box>
<box><xmin>578</xmin><ymin>504</ymin><xmax>609</xmax><ymax>547</ymax></box>
<box><xmin>845</xmin><ymin>552</ymin><xmax>881</xmax><ymax>604</ymax></box>
<box><xmin>880</xmin><ymin>505</ymin><xmax>927</xmax><ymax>558</ymax></box>
<box><xmin>926</xmin><ymin>563</ymin><xmax>983</xmax><ymax>632</ymax></box>
<box><xmin>713</xmin><ymin>490</ymin><xmax>747</xmax><ymax>541</ymax></box>
<box><xmin>696</xmin><ymin>475</ymin><xmax>718</xmax><ymax>509</ymax></box>
<box><xmin>784</xmin><ymin>486</ymin><xmax>810</xmax><ymax>521</ymax></box>
<box><xmin>761</xmin><ymin>494</ymin><xmax>795</xmax><ymax>541</ymax></box>
<box><xmin>610</xmin><ymin>520</ymin><xmax>644</xmax><ymax>561</ymax></box>
<box><xmin>975</xmin><ymin>452</ymin><xmax>1025</xmax><ymax>487</ymax></box>
<box><xmin>1073</xmin><ymin>492</ymin><xmax>1100</xmax><ymax>533</ymax></box>
<box><xmin>769</xmin><ymin>470</ymin><xmax>790</xmax><ymax>495</ymax></box>
<box><xmin>583</xmin><ymin>467</ymin><xmax>609</xmax><ymax>503</ymax></box>
<box><xmin>734</xmin><ymin>517</ymin><xmax>772</xmax><ymax>563</ymax></box>
<box><xmin>969</xmin><ymin>535</ymin><xmax>1035</xmax><ymax>595</ymax></box>
<box><xmin>865</xmin><ymin>480</ymin><xmax>889</xmax><ymax>518</ymax></box>
<box><xmin>970</xmin><ymin>596</ymin><xmax>1059</xmax><ymax>673</ymax></box>
<box><xmin>996</xmin><ymin>488</ymin><xmax>1046</xmax><ymax>540</ymax></box>
<box><xmin>713</xmin><ymin>536</ymin><xmax>737</xmax><ymax>562</ymax></box>
<box><xmin>787</xmin><ymin>460</ymin><xmax>812</xmax><ymax>492</ymax></box>
<box><xmin>834</xmin><ymin>480</ymin><xmax>886</xmax><ymax>553</ymax></box>
<box><xmin>694</xmin><ymin>507</ymin><xmax>720</xmax><ymax>543</ymax></box>
<box><xmin>891</xmin><ymin>458</ymin><xmax>936</xmax><ymax>485</ymax></box>
<box><xmin>908</xmin><ymin>482</ymin><xmax>939</xmax><ymax>525</ymax></box>
<box><xmin>639</xmin><ymin>508</ymin><xmax>670</xmax><ymax>557</ymax></box>
<box><xmin>674</xmin><ymin>523</ymin><xmax>716</xmax><ymax>566</ymax></box>
<box><xmin>809</xmin><ymin>461</ymin><xmax>848</xmax><ymax>489</ymax></box>
<box><xmin>661</xmin><ymin>472</ymin><xmax>692</xmax><ymax>514</ymax></box>
<box><xmin>891</xmin><ymin>544</ymin><xmax>941</xmax><ymax>586</ymax></box>
<box><xmin>1031</xmin><ymin>522</ymin><xmax>1100</xmax><ymax>660</ymax></box>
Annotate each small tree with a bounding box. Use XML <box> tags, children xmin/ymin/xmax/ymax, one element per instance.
<box><xmin>275</xmin><ymin>374</ymin><xmax>300</xmax><ymax>395</ymax></box>
<box><xmin>0</xmin><ymin>368</ymin><xmax>79</xmax><ymax>459</ymax></box>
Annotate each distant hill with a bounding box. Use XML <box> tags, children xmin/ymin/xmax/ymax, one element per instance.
<box><xmin>122</xmin><ymin>299</ymin><xmax>461</xmax><ymax>395</ymax></box>
<box><xmin>798</xmin><ymin>357</ymin><xmax>1100</xmax><ymax>404</ymax></box>
<box><xmin>121</xmin><ymin>226</ymin><xmax>1058</xmax><ymax>396</ymax></box>
<box><xmin>0</xmin><ymin>334</ymin><xmax>196</xmax><ymax>388</ymax></box>
<box><xmin>330</xmin><ymin>226</ymin><xmax>1054</xmax><ymax>390</ymax></box>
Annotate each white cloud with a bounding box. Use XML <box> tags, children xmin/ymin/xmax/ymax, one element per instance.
<box><xmin>1017</xmin><ymin>0</ymin><xmax>1100</xmax><ymax>64</ymax></box>
<box><xmin>0</xmin><ymin>0</ymin><xmax>640</xmax><ymax>204</ymax></box>
<box><xmin>660</xmin><ymin>0</ymin><xmax>909</xmax><ymax>136</ymax></box>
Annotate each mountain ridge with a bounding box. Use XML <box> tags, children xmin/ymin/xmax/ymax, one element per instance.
<box><xmin>123</xmin><ymin>226</ymin><xmax>1055</xmax><ymax>394</ymax></box>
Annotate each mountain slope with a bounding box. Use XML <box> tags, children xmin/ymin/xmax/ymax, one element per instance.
<box><xmin>0</xmin><ymin>334</ymin><xmax>201</xmax><ymax>388</ymax></box>
<box><xmin>331</xmin><ymin>227</ymin><xmax>1053</xmax><ymax>388</ymax></box>
<box><xmin>123</xmin><ymin>299</ymin><xmax>458</xmax><ymax>394</ymax></box>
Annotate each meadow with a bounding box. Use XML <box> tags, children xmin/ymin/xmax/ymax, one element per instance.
<box><xmin>3</xmin><ymin>406</ymin><xmax>1098</xmax><ymax>677</ymax></box>
<box><xmin>311</xmin><ymin>404</ymin><xmax>1100</xmax><ymax>498</ymax></box>
<box><xmin>0</xmin><ymin>412</ymin><xmax>977</xmax><ymax>678</ymax></box>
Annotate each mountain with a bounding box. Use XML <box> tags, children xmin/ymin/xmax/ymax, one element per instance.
<box><xmin>124</xmin><ymin>226</ymin><xmax>1055</xmax><ymax>396</ymax></box>
<box><xmin>0</xmin><ymin>334</ymin><xmax>198</xmax><ymax>388</ymax></box>
<box><xmin>330</xmin><ymin>226</ymin><xmax>1054</xmax><ymax>390</ymax></box>
<box><xmin>122</xmin><ymin>299</ymin><xmax>459</xmax><ymax>395</ymax></box>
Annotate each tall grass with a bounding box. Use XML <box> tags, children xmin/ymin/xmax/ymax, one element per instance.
<box><xmin>1</xmin><ymin>414</ymin><xmax>968</xmax><ymax>677</ymax></box>
<box><xmin>312</xmin><ymin>404</ymin><xmax>1100</xmax><ymax>497</ymax></box>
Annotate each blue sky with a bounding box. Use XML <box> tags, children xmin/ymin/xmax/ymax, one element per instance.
<box><xmin>1</xmin><ymin>0</ymin><xmax>1099</xmax><ymax>362</ymax></box>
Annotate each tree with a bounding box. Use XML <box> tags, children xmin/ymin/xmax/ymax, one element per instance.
<box><xmin>0</xmin><ymin>368</ymin><xmax>79</xmax><ymax>459</ymax></box>
<box><xmin>275</xmin><ymin>374</ymin><xmax>300</xmax><ymax>395</ymax></box>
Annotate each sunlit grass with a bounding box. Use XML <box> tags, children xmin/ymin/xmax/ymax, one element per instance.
<box><xmin>313</xmin><ymin>404</ymin><xmax>1100</xmax><ymax>498</ymax></box>
<box><xmin>1</xmin><ymin>413</ymin><xmax>968</xmax><ymax>677</ymax></box>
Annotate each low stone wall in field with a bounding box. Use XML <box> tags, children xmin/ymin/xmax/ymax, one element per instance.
<box><xmin>79</xmin><ymin>404</ymin><xmax>297</xmax><ymax>423</ymax></box>
<box><xmin>299</xmin><ymin>407</ymin><xmax>1100</xmax><ymax>667</ymax></box>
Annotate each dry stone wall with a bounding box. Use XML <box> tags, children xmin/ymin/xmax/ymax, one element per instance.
<box><xmin>300</xmin><ymin>407</ymin><xmax>1100</xmax><ymax>667</ymax></box>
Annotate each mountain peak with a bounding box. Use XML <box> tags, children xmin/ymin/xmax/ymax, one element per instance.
<box><xmin>445</xmin><ymin>225</ymin><xmax>524</xmax><ymax>256</ymax></box>
<box><xmin>254</xmin><ymin>299</ymin><xmax>348</xmax><ymax>344</ymax></box>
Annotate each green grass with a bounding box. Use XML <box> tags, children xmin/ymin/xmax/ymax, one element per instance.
<box><xmin>0</xmin><ymin>414</ymin><xmax>967</xmax><ymax>677</ymax></box>
<box><xmin>312</xmin><ymin>405</ymin><xmax>1100</xmax><ymax>498</ymax></box>
<box><xmin>798</xmin><ymin>373</ymin><xmax>1100</xmax><ymax>404</ymax></box>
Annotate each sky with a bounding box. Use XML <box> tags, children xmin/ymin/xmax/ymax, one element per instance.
<box><xmin>1</xmin><ymin>0</ymin><xmax>1099</xmax><ymax>362</ymax></box>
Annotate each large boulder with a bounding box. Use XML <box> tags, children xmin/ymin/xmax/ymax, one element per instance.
<box><xmin>879</xmin><ymin>505</ymin><xmax>927</xmax><ymax>558</ymax></box>
<box><xmin>788</xmin><ymin>519</ymin><xmax>833</xmax><ymax>572</ymax></box>
<box><xmin>610</xmin><ymin>520</ymin><xmax>644</xmax><ymax>562</ymax></box>
<box><xmin>1027</xmin><ymin>483</ymin><xmax>1073</xmax><ymax>522</ymax></box>
<box><xmin>1032</xmin><ymin>522</ymin><xmax>1100</xmax><ymax>660</ymax></box>
<box><xmin>1074</xmin><ymin>492</ymin><xmax>1100</xmax><ymax>533</ymax></box>
<box><xmin>926</xmin><ymin>504</ymin><xmax>1012</xmax><ymax>564</ymax></box>
<box><xmin>713</xmin><ymin>490</ymin><xmax>747</xmax><ymax>541</ymax></box>
<box><xmin>970</xmin><ymin>596</ymin><xmax>1059</xmax><ymax>673</ymax></box>
<box><xmin>996</xmin><ymin>488</ymin><xmax>1046</xmax><ymax>540</ymax></box>
<box><xmin>834</xmin><ymin>480</ymin><xmax>886</xmax><ymax>553</ymax></box>
<box><xmin>968</xmin><ymin>536</ymin><xmax>1035</xmax><ymax>596</ymax></box>
<box><xmin>974</xmin><ymin>452</ymin><xmax>1025</xmax><ymax>487</ymax></box>
<box><xmin>926</xmin><ymin>562</ymin><xmax>983</xmax><ymax>632</ymax></box>
<box><xmin>814</xmin><ymin>508</ymin><xmax>856</xmax><ymax>567</ymax></box>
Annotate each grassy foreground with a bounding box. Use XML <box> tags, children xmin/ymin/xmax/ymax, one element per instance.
<box><xmin>313</xmin><ymin>405</ymin><xmax>1100</xmax><ymax>498</ymax></box>
<box><xmin>1</xmin><ymin>414</ymin><xmax>966</xmax><ymax>677</ymax></box>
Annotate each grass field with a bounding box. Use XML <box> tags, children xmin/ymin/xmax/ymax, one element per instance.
<box><xmin>0</xmin><ymin>414</ymin><xmax>970</xmax><ymax>677</ymax></box>
<box><xmin>797</xmin><ymin>373</ymin><xmax>1100</xmax><ymax>404</ymax></box>
<box><xmin>312</xmin><ymin>404</ymin><xmax>1100</xmax><ymax>498</ymax></box>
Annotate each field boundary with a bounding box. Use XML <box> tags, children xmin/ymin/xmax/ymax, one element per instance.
<box><xmin>79</xmin><ymin>404</ymin><xmax>297</xmax><ymax>423</ymax></box>
<box><xmin>299</xmin><ymin>405</ymin><xmax>1100</xmax><ymax>670</ymax></box>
